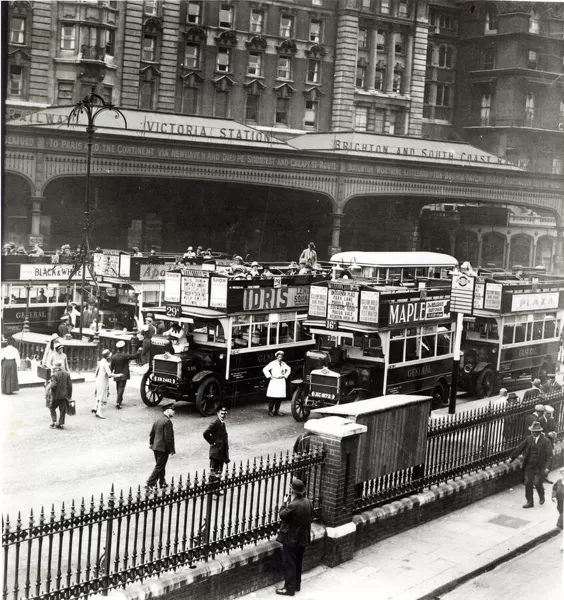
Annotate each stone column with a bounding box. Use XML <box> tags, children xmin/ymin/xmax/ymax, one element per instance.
<box><xmin>366</xmin><ymin>28</ymin><xmax>379</xmax><ymax>90</ymax></box>
<box><xmin>28</xmin><ymin>195</ymin><xmax>45</xmax><ymax>238</ymax></box>
<box><xmin>408</xmin><ymin>2</ymin><xmax>429</xmax><ymax>136</ymax></box>
<box><xmin>330</xmin><ymin>212</ymin><xmax>345</xmax><ymax>256</ymax></box>
<box><xmin>530</xmin><ymin>239</ymin><xmax>536</xmax><ymax>268</ymax></box>
<box><xmin>403</xmin><ymin>32</ymin><xmax>414</xmax><ymax>94</ymax></box>
<box><xmin>503</xmin><ymin>239</ymin><xmax>510</xmax><ymax>270</ymax></box>
<box><xmin>305</xmin><ymin>416</ymin><xmax>367</xmax><ymax>566</ymax></box>
<box><xmin>477</xmin><ymin>234</ymin><xmax>483</xmax><ymax>267</ymax></box>
<box><xmin>385</xmin><ymin>27</ymin><xmax>395</xmax><ymax>93</ymax></box>
<box><xmin>331</xmin><ymin>10</ymin><xmax>360</xmax><ymax>131</ymax></box>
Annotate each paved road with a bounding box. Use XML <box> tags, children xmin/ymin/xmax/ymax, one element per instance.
<box><xmin>0</xmin><ymin>373</ymin><xmax>305</xmax><ymax>518</ymax></box>
<box><xmin>439</xmin><ymin>535</ymin><xmax>564</xmax><ymax>600</ymax></box>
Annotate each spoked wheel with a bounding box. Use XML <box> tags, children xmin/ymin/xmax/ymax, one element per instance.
<box><xmin>291</xmin><ymin>387</ymin><xmax>310</xmax><ymax>422</ymax></box>
<box><xmin>141</xmin><ymin>371</ymin><xmax>164</xmax><ymax>407</ymax></box>
<box><xmin>196</xmin><ymin>376</ymin><xmax>223</xmax><ymax>417</ymax></box>
<box><xmin>431</xmin><ymin>382</ymin><xmax>448</xmax><ymax>410</ymax></box>
<box><xmin>476</xmin><ymin>368</ymin><xmax>495</xmax><ymax>399</ymax></box>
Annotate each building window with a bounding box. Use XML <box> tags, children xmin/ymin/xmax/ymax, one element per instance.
<box><xmin>216</xmin><ymin>47</ymin><xmax>231</xmax><ymax>72</ymax></box>
<box><xmin>248</xmin><ymin>52</ymin><xmax>262</xmax><ymax>77</ymax></box>
<box><xmin>427</xmin><ymin>44</ymin><xmax>434</xmax><ymax>65</ymax></box>
<box><xmin>388</xmin><ymin>110</ymin><xmax>400</xmax><ymax>134</ymax></box>
<box><xmin>559</xmin><ymin>100</ymin><xmax>564</xmax><ymax>119</ymax></box>
<box><xmin>354</xmin><ymin>106</ymin><xmax>368</xmax><ymax>130</ymax></box>
<box><xmin>312</xmin><ymin>0</ymin><xmax>323</xmax><ymax>5</ymax></box>
<box><xmin>398</xmin><ymin>1</ymin><xmax>409</xmax><ymax>18</ymax></box>
<box><xmin>374</xmin><ymin>108</ymin><xmax>385</xmax><ymax>132</ymax></box>
<box><xmin>304</xmin><ymin>99</ymin><xmax>318</xmax><ymax>128</ymax></box>
<box><xmin>375</xmin><ymin>66</ymin><xmax>385</xmax><ymax>90</ymax></box>
<box><xmin>433</xmin><ymin>13</ymin><xmax>453</xmax><ymax>32</ymax></box>
<box><xmin>362</xmin><ymin>0</ymin><xmax>373</xmax><ymax>9</ymax></box>
<box><xmin>102</xmin><ymin>86</ymin><xmax>113</xmax><ymax>103</ymax></box>
<box><xmin>529</xmin><ymin>10</ymin><xmax>540</xmax><ymax>34</ymax></box>
<box><xmin>356</xmin><ymin>65</ymin><xmax>366</xmax><ymax>88</ymax></box>
<box><xmin>481</xmin><ymin>94</ymin><xmax>492</xmax><ymax>125</ymax></box>
<box><xmin>144</xmin><ymin>0</ymin><xmax>157</xmax><ymax>16</ymax></box>
<box><xmin>358</xmin><ymin>28</ymin><xmax>368</xmax><ymax>49</ymax></box>
<box><xmin>10</xmin><ymin>16</ymin><xmax>26</xmax><ymax>45</ymax></box>
<box><xmin>8</xmin><ymin>65</ymin><xmax>24</xmax><ymax>96</ymax></box>
<box><xmin>245</xmin><ymin>93</ymin><xmax>259</xmax><ymax>122</ymax></box>
<box><xmin>393</xmin><ymin>70</ymin><xmax>403</xmax><ymax>93</ymax></box>
<box><xmin>187</xmin><ymin>1</ymin><xmax>201</xmax><ymax>24</ymax></box>
<box><xmin>379</xmin><ymin>0</ymin><xmax>390</xmax><ymax>14</ymax></box>
<box><xmin>60</xmin><ymin>24</ymin><xmax>77</xmax><ymax>50</ymax></box>
<box><xmin>182</xmin><ymin>86</ymin><xmax>198</xmax><ymax>114</ymax></box>
<box><xmin>483</xmin><ymin>49</ymin><xmax>495</xmax><ymax>70</ymax></box>
<box><xmin>485</xmin><ymin>9</ymin><xmax>498</xmax><ymax>34</ymax></box>
<box><xmin>528</xmin><ymin>50</ymin><xmax>537</xmax><ymax>69</ymax></box>
<box><xmin>280</xmin><ymin>15</ymin><xmax>294</xmax><ymax>38</ymax></box>
<box><xmin>553</xmin><ymin>158</ymin><xmax>564</xmax><ymax>175</ymax></box>
<box><xmin>307</xmin><ymin>59</ymin><xmax>321</xmax><ymax>84</ymax></box>
<box><xmin>250</xmin><ymin>9</ymin><xmax>264</xmax><ymax>33</ymax></box>
<box><xmin>395</xmin><ymin>32</ymin><xmax>404</xmax><ymax>54</ymax></box>
<box><xmin>309</xmin><ymin>19</ymin><xmax>322</xmax><ymax>43</ymax></box>
<box><xmin>377</xmin><ymin>30</ymin><xmax>386</xmax><ymax>51</ymax></box>
<box><xmin>525</xmin><ymin>92</ymin><xmax>535</xmax><ymax>126</ymax></box>
<box><xmin>139</xmin><ymin>80</ymin><xmax>154</xmax><ymax>110</ymax></box>
<box><xmin>214</xmin><ymin>90</ymin><xmax>230</xmax><ymax>117</ymax></box>
<box><xmin>436</xmin><ymin>84</ymin><xmax>450</xmax><ymax>107</ymax></box>
<box><xmin>438</xmin><ymin>45</ymin><xmax>454</xmax><ymax>68</ymax></box>
<box><xmin>275</xmin><ymin>97</ymin><xmax>289</xmax><ymax>125</ymax></box>
<box><xmin>277</xmin><ymin>56</ymin><xmax>291</xmax><ymax>80</ymax></box>
<box><xmin>142</xmin><ymin>35</ymin><xmax>156</xmax><ymax>61</ymax></box>
<box><xmin>424</xmin><ymin>82</ymin><xmax>431</xmax><ymax>104</ymax></box>
<box><xmin>219</xmin><ymin>4</ymin><xmax>233</xmax><ymax>29</ymax></box>
<box><xmin>57</xmin><ymin>80</ymin><xmax>74</xmax><ymax>104</ymax></box>
<box><xmin>105</xmin><ymin>30</ymin><xmax>115</xmax><ymax>56</ymax></box>
<box><xmin>185</xmin><ymin>43</ymin><xmax>200</xmax><ymax>69</ymax></box>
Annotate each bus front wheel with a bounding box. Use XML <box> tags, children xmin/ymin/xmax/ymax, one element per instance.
<box><xmin>196</xmin><ymin>376</ymin><xmax>223</xmax><ymax>417</ymax></box>
<box><xmin>141</xmin><ymin>371</ymin><xmax>164</xmax><ymax>407</ymax></box>
<box><xmin>431</xmin><ymin>382</ymin><xmax>448</xmax><ymax>410</ymax></box>
<box><xmin>476</xmin><ymin>368</ymin><xmax>495</xmax><ymax>399</ymax></box>
<box><xmin>291</xmin><ymin>388</ymin><xmax>311</xmax><ymax>422</ymax></box>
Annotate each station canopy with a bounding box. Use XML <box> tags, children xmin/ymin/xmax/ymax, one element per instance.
<box><xmin>7</xmin><ymin>106</ymin><xmax>289</xmax><ymax>149</ymax></box>
<box><xmin>287</xmin><ymin>131</ymin><xmax>523</xmax><ymax>170</ymax></box>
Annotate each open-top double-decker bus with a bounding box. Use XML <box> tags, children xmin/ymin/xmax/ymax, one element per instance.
<box><xmin>460</xmin><ymin>276</ymin><xmax>564</xmax><ymax>397</ymax></box>
<box><xmin>140</xmin><ymin>266</ymin><xmax>326</xmax><ymax>415</ymax></box>
<box><xmin>290</xmin><ymin>277</ymin><xmax>455</xmax><ymax>421</ymax></box>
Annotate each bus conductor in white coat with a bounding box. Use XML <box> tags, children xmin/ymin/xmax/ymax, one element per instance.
<box><xmin>263</xmin><ymin>350</ymin><xmax>291</xmax><ymax>417</ymax></box>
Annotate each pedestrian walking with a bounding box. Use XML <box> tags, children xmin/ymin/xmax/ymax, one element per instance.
<box><xmin>203</xmin><ymin>406</ymin><xmax>230</xmax><ymax>493</ymax></box>
<box><xmin>50</xmin><ymin>341</ymin><xmax>70</xmax><ymax>373</ymax></box>
<box><xmin>263</xmin><ymin>350</ymin><xmax>291</xmax><ymax>416</ymax></box>
<box><xmin>1</xmin><ymin>339</ymin><xmax>20</xmax><ymax>395</ymax></box>
<box><xmin>110</xmin><ymin>340</ymin><xmax>139</xmax><ymax>409</ymax></box>
<box><xmin>146</xmin><ymin>400</ymin><xmax>176</xmax><ymax>490</ymax></box>
<box><xmin>275</xmin><ymin>478</ymin><xmax>314</xmax><ymax>597</ymax></box>
<box><xmin>510</xmin><ymin>421</ymin><xmax>553</xmax><ymax>508</ymax></box>
<box><xmin>42</xmin><ymin>334</ymin><xmax>59</xmax><ymax>370</ymax></box>
<box><xmin>49</xmin><ymin>360</ymin><xmax>72</xmax><ymax>429</ymax></box>
<box><xmin>92</xmin><ymin>349</ymin><xmax>113</xmax><ymax>419</ymax></box>
<box><xmin>522</xmin><ymin>378</ymin><xmax>543</xmax><ymax>403</ymax></box>
<box><xmin>542</xmin><ymin>405</ymin><xmax>556</xmax><ymax>434</ymax></box>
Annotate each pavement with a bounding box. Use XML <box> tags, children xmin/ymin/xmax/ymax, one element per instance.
<box><xmin>239</xmin><ymin>471</ymin><xmax>564</xmax><ymax>600</ymax></box>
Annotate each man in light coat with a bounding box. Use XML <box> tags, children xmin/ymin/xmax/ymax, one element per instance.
<box><xmin>263</xmin><ymin>350</ymin><xmax>291</xmax><ymax>416</ymax></box>
<box><xmin>146</xmin><ymin>401</ymin><xmax>176</xmax><ymax>490</ymax></box>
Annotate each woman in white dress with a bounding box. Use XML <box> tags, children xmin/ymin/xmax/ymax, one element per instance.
<box><xmin>92</xmin><ymin>349</ymin><xmax>114</xmax><ymax>419</ymax></box>
<box><xmin>263</xmin><ymin>350</ymin><xmax>291</xmax><ymax>417</ymax></box>
<box><xmin>42</xmin><ymin>334</ymin><xmax>59</xmax><ymax>369</ymax></box>
<box><xmin>49</xmin><ymin>342</ymin><xmax>70</xmax><ymax>373</ymax></box>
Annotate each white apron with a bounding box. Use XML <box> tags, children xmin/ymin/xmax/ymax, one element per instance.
<box><xmin>263</xmin><ymin>359</ymin><xmax>290</xmax><ymax>398</ymax></box>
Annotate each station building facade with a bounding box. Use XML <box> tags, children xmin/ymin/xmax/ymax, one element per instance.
<box><xmin>4</xmin><ymin>0</ymin><xmax>564</xmax><ymax>268</ymax></box>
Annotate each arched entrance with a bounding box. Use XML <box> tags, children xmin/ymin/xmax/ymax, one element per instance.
<box><xmin>509</xmin><ymin>234</ymin><xmax>533</xmax><ymax>269</ymax></box>
<box><xmin>481</xmin><ymin>232</ymin><xmax>505</xmax><ymax>268</ymax></box>
<box><xmin>42</xmin><ymin>176</ymin><xmax>333</xmax><ymax>262</ymax></box>
<box><xmin>536</xmin><ymin>236</ymin><xmax>554</xmax><ymax>269</ymax></box>
<box><xmin>2</xmin><ymin>173</ymin><xmax>32</xmax><ymax>248</ymax></box>
<box><xmin>454</xmin><ymin>230</ymin><xmax>478</xmax><ymax>266</ymax></box>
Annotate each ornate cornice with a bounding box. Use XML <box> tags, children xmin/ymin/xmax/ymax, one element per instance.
<box><xmin>246</xmin><ymin>35</ymin><xmax>268</xmax><ymax>50</ymax></box>
<box><xmin>276</xmin><ymin>39</ymin><xmax>298</xmax><ymax>55</ymax></box>
<box><xmin>180</xmin><ymin>71</ymin><xmax>204</xmax><ymax>87</ymax></box>
<box><xmin>140</xmin><ymin>64</ymin><xmax>162</xmax><ymax>79</ymax></box>
<box><xmin>143</xmin><ymin>17</ymin><xmax>162</xmax><ymax>33</ymax></box>
<box><xmin>303</xmin><ymin>87</ymin><xmax>324</xmax><ymax>101</ymax></box>
<box><xmin>244</xmin><ymin>79</ymin><xmax>266</xmax><ymax>95</ymax></box>
<box><xmin>213</xmin><ymin>75</ymin><xmax>236</xmax><ymax>91</ymax></box>
<box><xmin>305</xmin><ymin>44</ymin><xmax>326</xmax><ymax>58</ymax></box>
<box><xmin>215</xmin><ymin>30</ymin><xmax>238</xmax><ymax>47</ymax></box>
<box><xmin>274</xmin><ymin>83</ymin><xmax>296</xmax><ymax>98</ymax></box>
<box><xmin>184</xmin><ymin>26</ymin><xmax>207</xmax><ymax>42</ymax></box>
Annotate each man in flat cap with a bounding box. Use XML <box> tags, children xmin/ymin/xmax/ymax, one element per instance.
<box><xmin>263</xmin><ymin>350</ymin><xmax>291</xmax><ymax>416</ymax></box>
<box><xmin>110</xmin><ymin>340</ymin><xmax>140</xmax><ymax>409</ymax></box>
<box><xmin>511</xmin><ymin>420</ymin><xmax>553</xmax><ymax>508</ymax></box>
<box><xmin>525</xmin><ymin>404</ymin><xmax>546</xmax><ymax>431</ymax></box>
<box><xmin>523</xmin><ymin>378</ymin><xmax>543</xmax><ymax>403</ymax></box>
<box><xmin>146</xmin><ymin>401</ymin><xmax>176</xmax><ymax>491</ymax></box>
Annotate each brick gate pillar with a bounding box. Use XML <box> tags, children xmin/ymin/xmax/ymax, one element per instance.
<box><xmin>305</xmin><ymin>416</ymin><xmax>366</xmax><ymax>567</ymax></box>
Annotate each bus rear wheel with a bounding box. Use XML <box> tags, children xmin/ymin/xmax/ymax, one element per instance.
<box><xmin>431</xmin><ymin>382</ymin><xmax>447</xmax><ymax>410</ymax></box>
<box><xmin>141</xmin><ymin>371</ymin><xmax>164</xmax><ymax>407</ymax></box>
<box><xmin>291</xmin><ymin>388</ymin><xmax>310</xmax><ymax>422</ymax></box>
<box><xmin>196</xmin><ymin>376</ymin><xmax>223</xmax><ymax>417</ymax></box>
<box><xmin>476</xmin><ymin>368</ymin><xmax>495</xmax><ymax>399</ymax></box>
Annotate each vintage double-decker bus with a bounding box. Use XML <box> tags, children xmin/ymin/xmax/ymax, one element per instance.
<box><xmin>290</xmin><ymin>277</ymin><xmax>455</xmax><ymax>421</ymax></box>
<box><xmin>141</xmin><ymin>266</ymin><xmax>324</xmax><ymax>415</ymax></box>
<box><xmin>460</xmin><ymin>277</ymin><xmax>564</xmax><ymax>397</ymax></box>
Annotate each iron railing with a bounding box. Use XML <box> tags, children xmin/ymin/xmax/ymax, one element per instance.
<box><xmin>354</xmin><ymin>391</ymin><xmax>564</xmax><ymax>511</ymax></box>
<box><xmin>2</xmin><ymin>450</ymin><xmax>323</xmax><ymax>600</ymax></box>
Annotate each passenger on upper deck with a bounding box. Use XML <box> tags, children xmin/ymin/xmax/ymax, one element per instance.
<box><xmin>163</xmin><ymin>322</ymin><xmax>189</xmax><ymax>353</ymax></box>
<box><xmin>183</xmin><ymin>246</ymin><xmax>196</xmax><ymax>260</ymax></box>
<box><xmin>196</xmin><ymin>246</ymin><xmax>203</xmax><ymax>258</ymax></box>
<box><xmin>299</xmin><ymin>263</ymin><xmax>313</xmax><ymax>276</ymax></box>
<box><xmin>287</xmin><ymin>261</ymin><xmax>299</xmax><ymax>275</ymax></box>
<box><xmin>299</xmin><ymin>242</ymin><xmax>318</xmax><ymax>268</ymax></box>
<box><xmin>261</xmin><ymin>264</ymin><xmax>274</xmax><ymax>278</ymax></box>
<box><xmin>247</xmin><ymin>261</ymin><xmax>261</xmax><ymax>278</ymax></box>
<box><xmin>2</xmin><ymin>242</ymin><xmax>16</xmax><ymax>255</ymax></box>
<box><xmin>230</xmin><ymin>255</ymin><xmax>246</xmax><ymax>275</ymax></box>
<box><xmin>150</xmin><ymin>246</ymin><xmax>158</xmax><ymax>257</ymax></box>
<box><xmin>131</xmin><ymin>247</ymin><xmax>143</xmax><ymax>257</ymax></box>
<box><xmin>203</xmin><ymin>248</ymin><xmax>213</xmax><ymax>259</ymax></box>
<box><xmin>29</xmin><ymin>243</ymin><xmax>44</xmax><ymax>257</ymax></box>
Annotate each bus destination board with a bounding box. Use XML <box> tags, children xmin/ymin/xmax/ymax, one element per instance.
<box><xmin>359</xmin><ymin>290</ymin><xmax>379</xmax><ymax>324</ymax></box>
<box><xmin>181</xmin><ymin>276</ymin><xmax>209</xmax><ymax>307</ymax></box>
<box><xmin>327</xmin><ymin>287</ymin><xmax>359</xmax><ymax>322</ymax></box>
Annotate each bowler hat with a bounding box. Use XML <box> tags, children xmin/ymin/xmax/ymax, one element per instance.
<box><xmin>162</xmin><ymin>400</ymin><xmax>176</xmax><ymax>410</ymax></box>
<box><xmin>528</xmin><ymin>421</ymin><xmax>543</xmax><ymax>432</ymax></box>
<box><xmin>290</xmin><ymin>478</ymin><xmax>305</xmax><ymax>495</ymax></box>
<box><xmin>115</xmin><ymin>340</ymin><xmax>125</xmax><ymax>348</ymax></box>
<box><xmin>507</xmin><ymin>392</ymin><xmax>518</xmax><ymax>400</ymax></box>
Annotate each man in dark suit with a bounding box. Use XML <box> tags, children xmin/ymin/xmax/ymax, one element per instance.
<box><xmin>276</xmin><ymin>478</ymin><xmax>314</xmax><ymax>596</ymax></box>
<box><xmin>146</xmin><ymin>401</ymin><xmax>176</xmax><ymax>490</ymax></box>
<box><xmin>110</xmin><ymin>340</ymin><xmax>140</xmax><ymax>409</ymax></box>
<box><xmin>511</xmin><ymin>420</ymin><xmax>553</xmax><ymax>508</ymax></box>
<box><xmin>203</xmin><ymin>406</ymin><xmax>230</xmax><ymax>492</ymax></box>
<box><xmin>49</xmin><ymin>360</ymin><xmax>73</xmax><ymax>430</ymax></box>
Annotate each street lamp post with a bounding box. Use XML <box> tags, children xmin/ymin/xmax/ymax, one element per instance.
<box><xmin>67</xmin><ymin>89</ymin><xmax>126</xmax><ymax>339</ymax></box>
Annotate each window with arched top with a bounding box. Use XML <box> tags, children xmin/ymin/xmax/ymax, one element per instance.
<box><xmin>427</xmin><ymin>43</ymin><xmax>434</xmax><ymax>65</ymax></box>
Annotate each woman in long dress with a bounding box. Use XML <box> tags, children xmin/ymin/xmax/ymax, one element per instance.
<box><xmin>42</xmin><ymin>334</ymin><xmax>59</xmax><ymax>369</ymax></box>
<box><xmin>49</xmin><ymin>342</ymin><xmax>70</xmax><ymax>373</ymax></box>
<box><xmin>1</xmin><ymin>339</ymin><xmax>21</xmax><ymax>394</ymax></box>
<box><xmin>262</xmin><ymin>350</ymin><xmax>291</xmax><ymax>416</ymax></box>
<box><xmin>92</xmin><ymin>349</ymin><xmax>113</xmax><ymax>419</ymax></box>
